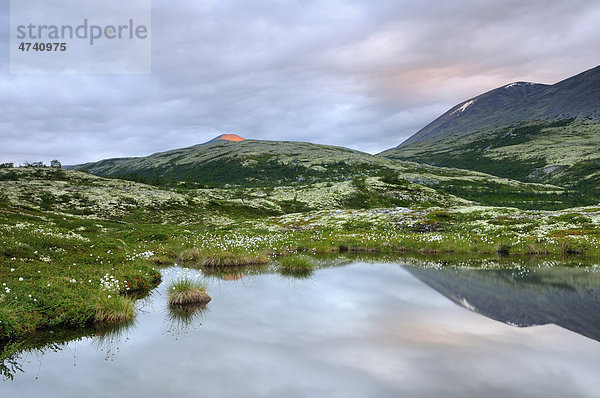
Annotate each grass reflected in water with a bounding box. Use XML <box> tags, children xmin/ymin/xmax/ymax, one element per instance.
<box><xmin>165</xmin><ymin>304</ymin><xmax>209</xmax><ymax>337</ymax></box>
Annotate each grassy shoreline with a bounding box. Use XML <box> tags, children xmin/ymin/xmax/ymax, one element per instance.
<box><xmin>4</xmin><ymin>206</ymin><xmax>600</xmax><ymax>341</ymax></box>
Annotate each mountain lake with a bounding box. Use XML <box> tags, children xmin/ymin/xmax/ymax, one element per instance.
<box><xmin>2</xmin><ymin>260</ymin><xmax>600</xmax><ymax>397</ymax></box>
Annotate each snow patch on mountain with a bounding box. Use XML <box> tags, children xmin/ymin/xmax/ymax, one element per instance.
<box><xmin>452</xmin><ymin>99</ymin><xmax>476</xmax><ymax>115</ymax></box>
<box><xmin>505</xmin><ymin>82</ymin><xmax>537</xmax><ymax>89</ymax></box>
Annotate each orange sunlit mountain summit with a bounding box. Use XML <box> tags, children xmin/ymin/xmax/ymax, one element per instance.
<box><xmin>214</xmin><ymin>134</ymin><xmax>245</xmax><ymax>142</ymax></box>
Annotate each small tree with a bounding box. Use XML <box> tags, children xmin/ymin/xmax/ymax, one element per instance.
<box><xmin>0</xmin><ymin>163</ymin><xmax>14</xmax><ymax>169</ymax></box>
<box><xmin>23</xmin><ymin>161</ymin><xmax>45</xmax><ymax>168</ymax></box>
<box><xmin>234</xmin><ymin>187</ymin><xmax>246</xmax><ymax>203</ymax></box>
<box><xmin>351</xmin><ymin>175</ymin><xmax>367</xmax><ymax>191</ymax></box>
<box><xmin>50</xmin><ymin>159</ymin><xmax>62</xmax><ymax>169</ymax></box>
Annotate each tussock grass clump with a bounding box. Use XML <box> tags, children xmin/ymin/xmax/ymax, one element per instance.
<box><xmin>95</xmin><ymin>295</ymin><xmax>136</xmax><ymax>324</ymax></box>
<box><xmin>279</xmin><ymin>255</ymin><xmax>315</xmax><ymax>273</ymax></box>
<box><xmin>525</xmin><ymin>243</ymin><xmax>551</xmax><ymax>255</ymax></box>
<box><xmin>562</xmin><ymin>242</ymin><xmax>585</xmax><ymax>255</ymax></box>
<box><xmin>496</xmin><ymin>243</ymin><xmax>511</xmax><ymax>255</ymax></box>
<box><xmin>179</xmin><ymin>248</ymin><xmax>202</xmax><ymax>262</ymax></box>
<box><xmin>180</xmin><ymin>249</ymin><xmax>269</xmax><ymax>269</ymax></box>
<box><xmin>149</xmin><ymin>254</ymin><xmax>175</xmax><ymax>266</ymax></box>
<box><xmin>201</xmin><ymin>252</ymin><xmax>269</xmax><ymax>268</ymax></box>
<box><xmin>348</xmin><ymin>246</ymin><xmax>380</xmax><ymax>253</ymax></box>
<box><xmin>168</xmin><ymin>278</ymin><xmax>211</xmax><ymax>306</ymax></box>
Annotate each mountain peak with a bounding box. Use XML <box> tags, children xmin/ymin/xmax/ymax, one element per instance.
<box><xmin>503</xmin><ymin>81</ymin><xmax>538</xmax><ymax>89</ymax></box>
<box><xmin>212</xmin><ymin>134</ymin><xmax>245</xmax><ymax>142</ymax></box>
<box><xmin>389</xmin><ymin>64</ymin><xmax>600</xmax><ymax>150</ymax></box>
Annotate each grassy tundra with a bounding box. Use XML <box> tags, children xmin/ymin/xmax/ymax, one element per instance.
<box><xmin>2</xmin><ymin>167</ymin><xmax>600</xmax><ymax>341</ymax></box>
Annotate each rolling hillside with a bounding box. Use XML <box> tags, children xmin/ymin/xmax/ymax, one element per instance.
<box><xmin>71</xmin><ymin>138</ymin><xmax>593</xmax><ymax>209</ymax></box>
<box><xmin>75</xmin><ymin>139</ymin><xmax>391</xmax><ymax>187</ymax></box>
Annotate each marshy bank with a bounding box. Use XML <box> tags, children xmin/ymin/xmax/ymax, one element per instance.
<box><xmin>5</xmin><ymin>198</ymin><xmax>600</xmax><ymax>342</ymax></box>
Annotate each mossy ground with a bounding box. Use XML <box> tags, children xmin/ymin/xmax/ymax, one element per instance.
<box><xmin>0</xmin><ymin>206</ymin><xmax>161</xmax><ymax>339</ymax></box>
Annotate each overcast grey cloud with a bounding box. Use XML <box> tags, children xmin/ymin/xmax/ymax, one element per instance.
<box><xmin>1</xmin><ymin>0</ymin><xmax>599</xmax><ymax>164</ymax></box>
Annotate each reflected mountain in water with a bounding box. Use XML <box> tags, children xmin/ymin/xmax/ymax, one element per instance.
<box><xmin>405</xmin><ymin>265</ymin><xmax>600</xmax><ymax>342</ymax></box>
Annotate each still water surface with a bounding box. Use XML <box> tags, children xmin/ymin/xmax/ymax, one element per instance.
<box><xmin>2</xmin><ymin>261</ymin><xmax>600</xmax><ymax>397</ymax></box>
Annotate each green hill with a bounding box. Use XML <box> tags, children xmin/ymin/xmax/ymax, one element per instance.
<box><xmin>75</xmin><ymin>140</ymin><xmax>394</xmax><ymax>187</ymax></box>
<box><xmin>69</xmin><ymin>139</ymin><xmax>593</xmax><ymax>210</ymax></box>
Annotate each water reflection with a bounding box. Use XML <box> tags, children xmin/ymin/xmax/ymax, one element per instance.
<box><xmin>200</xmin><ymin>264</ymin><xmax>270</xmax><ymax>281</ymax></box>
<box><xmin>2</xmin><ymin>261</ymin><xmax>600</xmax><ymax>398</ymax></box>
<box><xmin>279</xmin><ymin>269</ymin><xmax>314</xmax><ymax>279</ymax></box>
<box><xmin>405</xmin><ymin>265</ymin><xmax>600</xmax><ymax>342</ymax></box>
<box><xmin>0</xmin><ymin>321</ymin><xmax>136</xmax><ymax>381</ymax></box>
<box><xmin>92</xmin><ymin>320</ymin><xmax>137</xmax><ymax>362</ymax></box>
<box><xmin>165</xmin><ymin>304</ymin><xmax>208</xmax><ymax>337</ymax></box>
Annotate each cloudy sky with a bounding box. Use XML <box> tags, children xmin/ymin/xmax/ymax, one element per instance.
<box><xmin>1</xmin><ymin>0</ymin><xmax>599</xmax><ymax>165</ymax></box>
